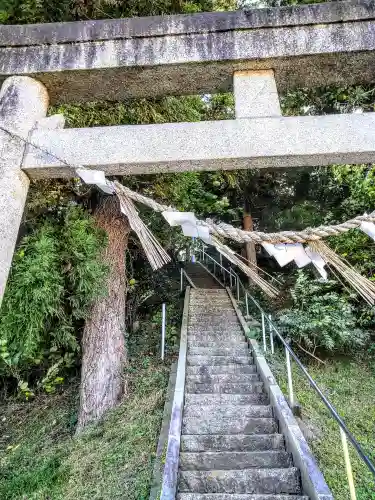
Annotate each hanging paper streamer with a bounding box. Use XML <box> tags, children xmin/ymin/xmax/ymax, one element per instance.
<box><xmin>162</xmin><ymin>211</ymin><xmax>196</xmax><ymax>227</ymax></box>
<box><xmin>305</xmin><ymin>246</ymin><xmax>328</xmax><ymax>280</ymax></box>
<box><xmin>76</xmin><ymin>167</ymin><xmax>114</xmax><ymax>195</ymax></box>
<box><xmin>262</xmin><ymin>242</ymin><xmax>318</xmax><ymax>271</ymax></box>
<box><xmin>289</xmin><ymin>244</ymin><xmax>311</xmax><ymax>268</ymax></box>
<box><xmin>360</xmin><ymin>221</ymin><xmax>375</xmax><ymax>240</ymax></box>
<box><xmin>196</xmin><ymin>224</ymin><xmax>211</xmax><ymax>243</ymax></box>
<box><xmin>162</xmin><ymin>211</ymin><xmax>211</xmax><ymax>243</ymax></box>
<box><xmin>262</xmin><ymin>243</ymin><xmax>297</xmax><ymax>267</ymax></box>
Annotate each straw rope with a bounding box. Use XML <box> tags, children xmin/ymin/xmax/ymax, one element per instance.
<box><xmin>310</xmin><ymin>240</ymin><xmax>375</xmax><ymax>305</ymax></box>
<box><xmin>115</xmin><ymin>184</ymin><xmax>375</xmax><ymax>244</ymax></box>
<box><xmin>211</xmin><ymin>236</ymin><xmax>279</xmax><ymax>298</ymax></box>
<box><xmin>114</xmin><ymin>183</ymin><xmax>171</xmax><ymax>270</ymax></box>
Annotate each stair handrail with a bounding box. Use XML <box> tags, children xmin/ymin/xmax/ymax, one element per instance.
<box><xmin>195</xmin><ymin>243</ymin><xmax>375</xmax><ymax>497</ymax></box>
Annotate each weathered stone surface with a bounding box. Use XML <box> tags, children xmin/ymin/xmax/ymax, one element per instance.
<box><xmin>177</xmin><ymin>494</ymin><xmax>308</xmax><ymax>500</ymax></box>
<box><xmin>161</xmin><ymin>289</ymin><xmax>190</xmax><ymax>500</ymax></box>
<box><xmin>186</xmin><ymin>373</ymin><xmax>260</xmax><ymax>384</ymax></box>
<box><xmin>187</xmin><ymin>340</ymin><xmax>249</xmax><ymax>348</ymax></box>
<box><xmin>2</xmin><ymin>1</ymin><xmax>372</xmax><ymax>46</ymax></box>
<box><xmin>0</xmin><ymin>76</ymin><xmax>48</xmax><ymax>306</ymax></box>
<box><xmin>186</xmin><ymin>364</ymin><xmax>257</xmax><ymax>375</ymax></box>
<box><xmin>180</xmin><ymin>451</ymin><xmax>292</xmax><ymax>470</ymax></box>
<box><xmin>22</xmin><ymin>113</ymin><xmax>375</xmax><ymax>178</ymax></box>
<box><xmin>188</xmin><ymin>346</ymin><xmax>249</xmax><ymax>356</ymax></box>
<box><xmin>234</xmin><ymin>70</ymin><xmax>281</xmax><ymax>118</ymax></box>
<box><xmin>187</xmin><ymin>355</ymin><xmax>252</xmax><ymax>366</ymax></box>
<box><xmin>182</xmin><ymin>416</ymin><xmax>277</xmax><ymax>435</ymax></box>
<box><xmin>188</xmin><ymin>331</ymin><xmax>245</xmax><ymax>340</ymax></box>
<box><xmin>178</xmin><ymin>467</ymin><xmax>301</xmax><ymax>494</ymax></box>
<box><xmin>183</xmin><ymin>404</ymin><xmax>271</xmax><ymax>418</ymax></box>
<box><xmin>185</xmin><ymin>381</ymin><xmax>264</xmax><ymax>394</ymax></box>
<box><xmin>181</xmin><ymin>433</ymin><xmax>284</xmax><ymax>452</ymax></box>
<box><xmin>184</xmin><ymin>394</ymin><xmax>268</xmax><ymax>407</ymax></box>
<box><xmin>2</xmin><ymin>2</ymin><xmax>375</xmax><ymax>103</ymax></box>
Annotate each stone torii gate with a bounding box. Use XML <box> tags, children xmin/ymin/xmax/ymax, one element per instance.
<box><xmin>1</xmin><ymin>0</ymin><xmax>375</xmax><ymax>305</ymax></box>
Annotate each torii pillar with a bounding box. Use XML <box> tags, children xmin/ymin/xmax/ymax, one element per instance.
<box><xmin>0</xmin><ymin>76</ymin><xmax>48</xmax><ymax>305</ymax></box>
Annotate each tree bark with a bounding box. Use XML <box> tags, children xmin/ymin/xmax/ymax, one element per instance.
<box><xmin>77</xmin><ymin>197</ymin><xmax>130</xmax><ymax>432</ymax></box>
<box><xmin>243</xmin><ymin>202</ymin><xmax>258</xmax><ymax>274</ymax></box>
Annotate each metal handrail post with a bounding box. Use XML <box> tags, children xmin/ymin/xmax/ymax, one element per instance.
<box><xmin>245</xmin><ymin>293</ymin><xmax>249</xmax><ymax>318</ymax></box>
<box><xmin>161</xmin><ymin>303</ymin><xmax>166</xmax><ymax>361</ymax></box>
<box><xmin>237</xmin><ymin>278</ymin><xmax>240</xmax><ymax>301</ymax></box>
<box><xmin>261</xmin><ymin>312</ymin><xmax>267</xmax><ymax>352</ymax></box>
<box><xmin>285</xmin><ymin>346</ymin><xmax>294</xmax><ymax>406</ymax></box>
<box><xmin>269</xmin><ymin>314</ymin><xmax>274</xmax><ymax>354</ymax></box>
<box><xmin>180</xmin><ymin>267</ymin><xmax>183</xmax><ymax>292</ymax></box>
<box><xmin>340</xmin><ymin>427</ymin><xmax>357</xmax><ymax>500</ymax></box>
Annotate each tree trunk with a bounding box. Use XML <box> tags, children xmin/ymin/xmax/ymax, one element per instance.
<box><xmin>243</xmin><ymin>202</ymin><xmax>258</xmax><ymax>275</ymax></box>
<box><xmin>77</xmin><ymin>197</ymin><xmax>130</xmax><ymax>432</ymax></box>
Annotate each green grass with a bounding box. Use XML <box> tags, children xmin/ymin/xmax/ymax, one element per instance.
<box><xmin>0</xmin><ymin>357</ymin><xmax>169</xmax><ymax>500</ymax></box>
<box><xmin>268</xmin><ymin>351</ymin><xmax>375</xmax><ymax>500</ymax></box>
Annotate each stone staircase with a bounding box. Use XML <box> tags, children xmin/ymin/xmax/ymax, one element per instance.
<box><xmin>177</xmin><ymin>287</ymin><xmax>308</xmax><ymax>500</ymax></box>
<box><xmin>183</xmin><ymin>262</ymin><xmax>221</xmax><ymax>289</ymax></box>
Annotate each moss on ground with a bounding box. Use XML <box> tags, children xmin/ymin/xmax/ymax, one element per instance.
<box><xmin>0</xmin><ymin>357</ymin><xmax>169</xmax><ymax>500</ymax></box>
<box><xmin>268</xmin><ymin>352</ymin><xmax>375</xmax><ymax>500</ymax></box>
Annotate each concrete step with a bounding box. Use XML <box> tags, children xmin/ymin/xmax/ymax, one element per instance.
<box><xmin>187</xmin><ymin>355</ymin><xmax>252</xmax><ymax>366</ymax></box>
<box><xmin>180</xmin><ymin>451</ymin><xmax>292</xmax><ymax>470</ymax></box>
<box><xmin>189</xmin><ymin>301</ymin><xmax>233</xmax><ymax>306</ymax></box>
<box><xmin>189</xmin><ymin>301</ymin><xmax>234</xmax><ymax>306</ymax></box>
<box><xmin>188</xmin><ymin>323</ymin><xmax>242</xmax><ymax>330</ymax></box>
<box><xmin>177</xmin><ymin>494</ymin><xmax>309</xmax><ymax>500</ymax></box>
<box><xmin>188</xmin><ymin>340</ymin><xmax>249</xmax><ymax>350</ymax></box>
<box><xmin>187</xmin><ymin>365</ymin><xmax>257</xmax><ymax>375</ymax></box>
<box><xmin>184</xmin><ymin>394</ymin><xmax>268</xmax><ymax>406</ymax></box>
<box><xmin>183</xmin><ymin>405</ymin><xmax>272</xmax><ymax>418</ymax></box>
<box><xmin>189</xmin><ymin>311</ymin><xmax>238</xmax><ymax>317</ymax></box>
<box><xmin>188</xmin><ymin>315</ymin><xmax>239</xmax><ymax>320</ymax></box>
<box><xmin>185</xmin><ymin>381</ymin><xmax>264</xmax><ymax>394</ymax></box>
<box><xmin>181</xmin><ymin>434</ymin><xmax>285</xmax><ymax>452</ymax></box>
<box><xmin>186</xmin><ymin>374</ymin><xmax>260</xmax><ymax>384</ymax></box>
<box><xmin>178</xmin><ymin>468</ymin><xmax>301</xmax><ymax>494</ymax></box>
<box><xmin>188</xmin><ymin>317</ymin><xmax>239</xmax><ymax>323</ymax></box>
<box><xmin>188</xmin><ymin>340</ymin><xmax>247</xmax><ymax>348</ymax></box>
<box><xmin>188</xmin><ymin>346</ymin><xmax>249</xmax><ymax>356</ymax></box>
<box><xmin>182</xmin><ymin>416</ymin><xmax>277</xmax><ymax>435</ymax></box>
<box><xmin>188</xmin><ymin>323</ymin><xmax>242</xmax><ymax>329</ymax></box>
<box><xmin>188</xmin><ymin>331</ymin><xmax>245</xmax><ymax>339</ymax></box>
<box><xmin>189</xmin><ymin>304</ymin><xmax>234</xmax><ymax>309</ymax></box>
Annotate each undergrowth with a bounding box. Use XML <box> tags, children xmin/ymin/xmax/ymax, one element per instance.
<box><xmin>268</xmin><ymin>351</ymin><xmax>375</xmax><ymax>500</ymax></box>
<box><xmin>0</xmin><ymin>356</ymin><xmax>169</xmax><ymax>499</ymax></box>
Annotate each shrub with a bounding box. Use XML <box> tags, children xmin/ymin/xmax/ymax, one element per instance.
<box><xmin>278</xmin><ymin>271</ymin><xmax>369</xmax><ymax>354</ymax></box>
<box><xmin>0</xmin><ymin>206</ymin><xmax>107</xmax><ymax>395</ymax></box>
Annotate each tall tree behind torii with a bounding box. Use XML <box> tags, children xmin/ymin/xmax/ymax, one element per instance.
<box><xmin>77</xmin><ymin>197</ymin><xmax>129</xmax><ymax>431</ymax></box>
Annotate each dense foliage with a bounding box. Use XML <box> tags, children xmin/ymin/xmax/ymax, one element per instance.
<box><xmin>278</xmin><ymin>272</ymin><xmax>369</xmax><ymax>353</ymax></box>
<box><xmin>0</xmin><ymin>207</ymin><xmax>107</xmax><ymax>396</ymax></box>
